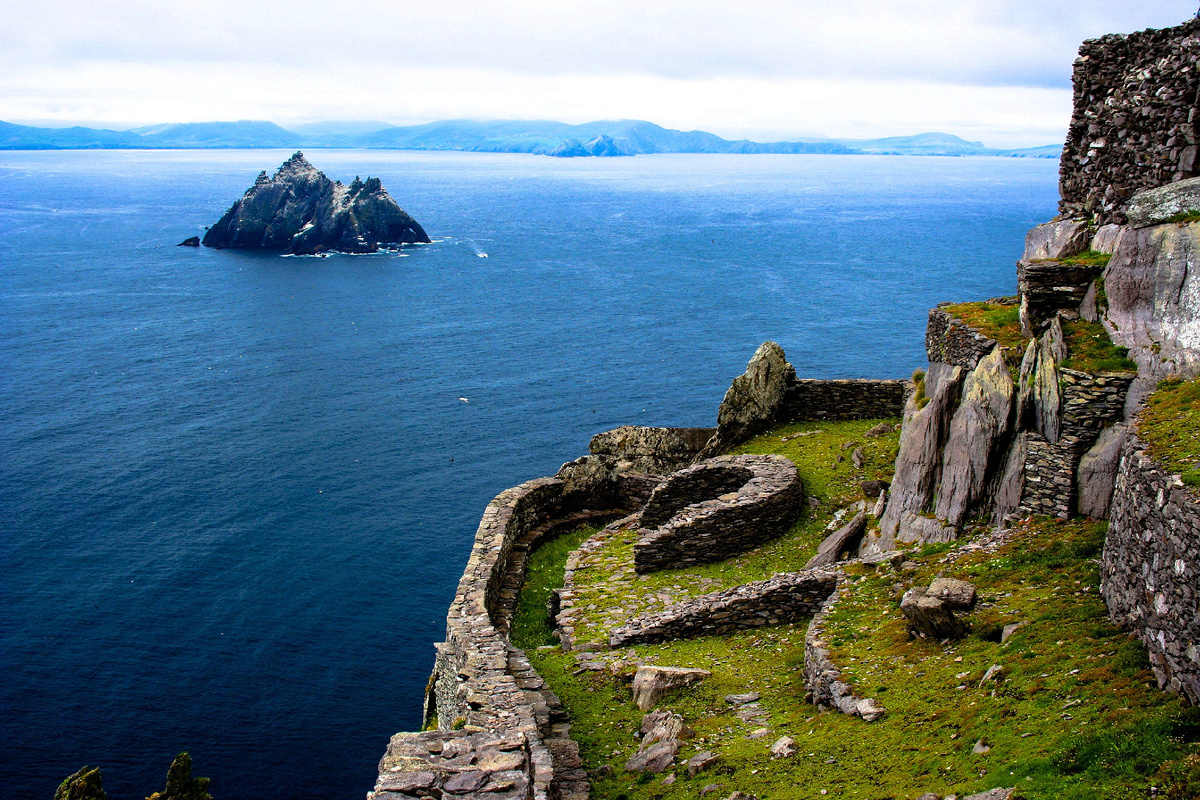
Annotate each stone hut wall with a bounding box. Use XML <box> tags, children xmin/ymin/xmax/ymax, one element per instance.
<box><xmin>779</xmin><ymin>379</ymin><xmax>909</xmax><ymax>422</ymax></box>
<box><xmin>1059</xmin><ymin>19</ymin><xmax>1200</xmax><ymax>224</ymax></box>
<box><xmin>633</xmin><ymin>455</ymin><xmax>805</xmax><ymax>573</ymax></box>
<box><xmin>1101</xmin><ymin>433</ymin><xmax>1200</xmax><ymax>704</ymax></box>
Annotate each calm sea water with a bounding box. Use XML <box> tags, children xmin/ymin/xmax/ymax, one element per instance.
<box><xmin>0</xmin><ymin>150</ymin><xmax>1058</xmax><ymax>799</ymax></box>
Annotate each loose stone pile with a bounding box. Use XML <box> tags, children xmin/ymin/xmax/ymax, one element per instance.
<box><xmin>634</xmin><ymin>454</ymin><xmax>805</xmax><ymax>573</ymax></box>
<box><xmin>1059</xmin><ymin>19</ymin><xmax>1200</xmax><ymax>224</ymax></box>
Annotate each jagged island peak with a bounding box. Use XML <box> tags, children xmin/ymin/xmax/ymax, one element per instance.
<box><xmin>200</xmin><ymin>151</ymin><xmax>430</xmax><ymax>255</ymax></box>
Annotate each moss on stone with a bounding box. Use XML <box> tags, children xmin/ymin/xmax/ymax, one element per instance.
<box><xmin>1138</xmin><ymin>376</ymin><xmax>1200</xmax><ymax>487</ymax></box>
<box><xmin>1059</xmin><ymin>250</ymin><xmax>1113</xmax><ymax>268</ymax></box>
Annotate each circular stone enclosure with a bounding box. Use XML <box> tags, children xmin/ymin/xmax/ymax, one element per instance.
<box><xmin>634</xmin><ymin>454</ymin><xmax>805</xmax><ymax>573</ymax></box>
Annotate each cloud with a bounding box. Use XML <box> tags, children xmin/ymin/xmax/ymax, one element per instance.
<box><xmin>0</xmin><ymin>0</ymin><xmax>1192</xmax><ymax>142</ymax></box>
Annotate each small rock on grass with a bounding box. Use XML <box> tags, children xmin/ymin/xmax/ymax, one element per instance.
<box><xmin>965</xmin><ymin>789</ymin><xmax>1014</xmax><ymax>800</ymax></box>
<box><xmin>769</xmin><ymin>736</ymin><xmax>797</xmax><ymax>758</ymax></box>
<box><xmin>1000</xmin><ymin>621</ymin><xmax>1029</xmax><ymax>643</ymax></box>
<box><xmin>724</xmin><ymin>794</ymin><xmax>758</xmax><ymax>800</ymax></box>
<box><xmin>972</xmin><ymin>739</ymin><xmax>990</xmax><ymax>754</ymax></box>
<box><xmin>686</xmin><ymin>751</ymin><xmax>720</xmax><ymax>777</ymax></box>
<box><xmin>700</xmin><ymin>783</ymin><xmax>722</xmax><ymax>796</ymax></box>
<box><xmin>747</xmin><ymin>727</ymin><xmax>771</xmax><ymax>739</ymax></box>
<box><xmin>725</xmin><ymin>692</ymin><xmax>761</xmax><ymax>705</ymax></box>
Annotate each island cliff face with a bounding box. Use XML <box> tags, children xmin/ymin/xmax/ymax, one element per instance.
<box><xmin>201</xmin><ymin>152</ymin><xmax>430</xmax><ymax>254</ymax></box>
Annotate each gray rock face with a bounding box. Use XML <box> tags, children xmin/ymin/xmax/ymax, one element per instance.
<box><xmin>1022</xmin><ymin>220</ymin><xmax>1090</xmax><ymax>261</ymax></box>
<box><xmin>992</xmin><ymin>432</ymin><xmax>1028</xmax><ymax>523</ymax></box>
<box><xmin>1104</xmin><ymin>220</ymin><xmax>1200</xmax><ymax>383</ymax></box>
<box><xmin>1076</xmin><ymin>423</ymin><xmax>1127</xmax><ymax>518</ymax></box>
<box><xmin>900</xmin><ymin>587</ymin><xmax>968</xmax><ymax>640</ymax></box>
<box><xmin>631</xmin><ymin>666</ymin><xmax>710</xmax><ymax>711</ymax></box>
<box><xmin>589</xmin><ymin>426</ymin><xmax>716</xmax><ymax>475</ymax></box>
<box><xmin>804</xmin><ymin>512</ymin><xmax>867</xmax><ymax>569</ymax></box>
<box><xmin>699</xmin><ymin>341</ymin><xmax>796</xmax><ymax>456</ymax></box>
<box><xmin>1090</xmin><ymin>224</ymin><xmax>1125</xmax><ymax>254</ymax></box>
<box><xmin>202</xmin><ymin>152</ymin><xmax>430</xmax><ymax>254</ymax></box>
<box><xmin>1125</xmin><ymin>177</ymin><xmax>1200</xmax><ymax>228</ymax></box>
<box><xmin>879</xmin><ymin>363</ymin><xmax>964</xmax><ymax>544</ymax></box>
<box><xmin>935</xmin><ymin>347</ymin><xmax>1014</xmax><ymax>527</ymax></box>
<box><xmin>1033</xmin><ymin>329</ymin><xmax>1064</xmax><ymax>443</ymax></box>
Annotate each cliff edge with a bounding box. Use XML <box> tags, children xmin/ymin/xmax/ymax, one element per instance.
<box><xmin>201</xmin><ymin>152</ymin><xmax>430</xmax><ymax>255</ymax></box>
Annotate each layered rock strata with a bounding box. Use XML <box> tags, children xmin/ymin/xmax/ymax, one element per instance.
<box><xmin>202</xmin><ymin>152</ymin><xmax>430</xmax><ymax>254</ymax></box>
<box><xmin>1059</xmin><ymin>19</ymin><xmax>1200</xmax><ymax>224</ymax></box>
<box><xmin>1102</xmin><ymin>433</ymin><xmax>1200</xmax><ymax>705</ymax></box>
<box><xmin>633</xmin><ymin>454</ymin><xmax>805</xmax><ymax>573</ymax></box>
<box><xmin>608</xmin><ymin>571</ymin><xmax>837</xmax><ymax>647</ymax></box>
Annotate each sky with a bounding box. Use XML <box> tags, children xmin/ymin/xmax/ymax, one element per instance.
<box><xmin>0</xmin><ymin>0</ymin><xmax>1193</xmax><ymax>147</ymax></box>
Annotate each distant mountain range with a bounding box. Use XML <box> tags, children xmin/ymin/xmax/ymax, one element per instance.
<box><xmin>0</xmin><ymin>118</ymin><xmax>1061</xmax><ymax>159</ymax></box>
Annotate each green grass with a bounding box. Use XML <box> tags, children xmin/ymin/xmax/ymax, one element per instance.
<box><xmin>1059</xmin><ymin>250</ymin><xmax>1112</xmax><ymax>268</ymax></box>
<box><xmin>941</xmin><ymin>302</ymin><xmax>1028</xmax><ymax>351</ymax></box>
<box><xmin>1060</xmin><ymin>319</ymin><xmax>1137</xmax><ymax>373</ymax></box>
<box><xmin>1138</xmin><ymin>376</ymin><xmax>1200</xmax><ymax>488</ymax></box>
<box><xmin>510</xmin><ymin>524</ymin><xmax>600</xmax><ymax>651</ymax></box>
<box><xmin>510</xmin><ymin>423</ymin><xmax>1200</xmax><ymax>800</ymax></box>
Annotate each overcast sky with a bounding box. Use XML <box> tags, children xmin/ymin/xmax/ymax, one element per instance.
<box><xmin>0</xmin><ymin>0</ymin><xmax>1192</xmax><ymax>147</ymax></box>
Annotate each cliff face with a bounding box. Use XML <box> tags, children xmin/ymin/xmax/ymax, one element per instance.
<box><xmin>201</xmin><ymin>152</ymin><xmax>430</xmax><ymax>254</ymax></box>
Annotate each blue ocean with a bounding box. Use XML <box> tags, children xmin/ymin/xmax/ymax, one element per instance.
<box><xmin>0</xmin><ymin>150</ymin><xmax>1058</xmax><ymax>799</ymax></box>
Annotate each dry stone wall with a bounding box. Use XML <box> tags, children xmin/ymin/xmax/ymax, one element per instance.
<box><xmin>1059</xmin><ymin>19</ymin><xmax>1200</xmax><ymax>224</ymax></box>
<box><xmin>779</xmin><ymin>379</ymin><xmax>909</xmax><ymax>422</ymax></box>
<box><xmin>634</xmin><ymin>455</ymin><xmax>805</xmax><ymax>573</ymax></box>
<box><xmin>926</xmin><ymin>307</ymin><xmax>1001</xmax><ymax>369</ymax></box>
<box><xmin>1102</xmin><ymin>433</ymin><xmax>1200</xmax><ymax>704</ymax></box>
<box><xmin>607</xmin><ymin>571</ymin><xmax>837</xmax><ymax>647</ymax></box>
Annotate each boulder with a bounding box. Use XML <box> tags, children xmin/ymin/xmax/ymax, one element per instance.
<box><xmin>804</xmin><ymin>512</ymin><xmax>868</xmax><ymax>569</ymax></box>
<box><xmin>631</xmin><ymin>666</ymin><xmax>710</xmax><ymax>711</ymax></box>
<box><xmin>900</xmin><ymin>587</ymin><xmax>968</xmax><ymax>640</ymax></box>
<box><xmin>927</xmin><ymin>577</ymin><xmax>977</xmax><ymax>610</ymax></box>
<box><xmin>769</xmin><ymin>736</ymin><xmax>797</xmax><ymax>758</ymax></box>
<box><xmin>625</xmin><ymin>710</ymin><xmax>693</xmax><ymax>773</ymax></box>
<box><xmin>879</xmin><ymin>363</ymin><xmax>965</xmax><ymax>545</ymax></box>
<box><xmin>856</xmin><ymin>697</ymin><xmax>886</xmax><ymax>722</ymax></box>
<box><xmin>935</xmin><ymin>346</ymin><xmax>1014</xmax><ymax>527</ymax></box>
<box><xmin>1124</xmin><ymin>177</ymin><xmax>1200</xmax><ymax>228</ymax></box>
<box><xmin>895</xmin><ymin>511</ymin><xmax>958</xmax><ymax>545</ymax></box>
<box><xmin>202</xmin><ymin>152</ymin><xmax>430</xmax><ymax>254</ymax></box>
<box><xmin>555</xmin><ymin>455</ymin><xmax>617</xmax><ymax>507</ymax></box>
<box><xmin>698</xmin><ymin>342</ymin><xmax>796</xmax><ymax>457</ymax></box>
<box><xmin>1076</xmin><ymin>424</ymin><xmax>1127</xmax><ymax>519</ymax></box>
<box><xmin>1001</xmin><ymin>621</ymin><xmax>1029</xmax><ymax>643</ymax></box>
<box><xmin>177</xmin><ymin>236</ymin><xmax>200</xmax><ymax>247</ymax></box>
<box><xmin>686</xmin><ymin>751</ymin><xmax>720</xmax><ymax>777</ymax></box>
<box><xmin>1022</xmin><ymin>219</ymin><xmax>1090</xmax><ymax>261</ymax></box>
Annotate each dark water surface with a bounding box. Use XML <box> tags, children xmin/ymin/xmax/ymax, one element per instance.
<box><xmin>0</xmin><ymin>150</ymin><xmax>1058</xmax><ymax>799</ymax></box>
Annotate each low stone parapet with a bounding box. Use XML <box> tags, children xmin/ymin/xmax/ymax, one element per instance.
<box><xmin>634</xmin><ymin>454</ymin><xmax>805</xmax><ymax>573</ymax></box>
<box><xmin>368</xmin><ymin>729</ymin><xmax>532</xmax><ymax>800</ymax></box>
<box><xmin>608</xmin><ymin>570</ymin><xmax>837</xmax><ymax>647</ymax></box>
<box><xmin>1102</xmin><ymin>433</ymin><xmax>1200</xmax><ymax>705</ymax></box>
<box><xmin>926</xmin><ymin>307</ymin><xmax>1000</xmax><ymax>370</ymax></box>
<box><xmin>803</xmin><ymin>576</ymin><xmax>886</xmax><ymax>722</ymax></box>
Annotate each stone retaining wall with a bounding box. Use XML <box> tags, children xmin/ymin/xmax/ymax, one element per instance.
<box><xmin>1059</xmin><ymin>19</ymin><xmax>1200</xmax><ymax>224</ymax></box>
<box><xmin>1101</xmin><ymin>433</ymin><xmax>1200</xmax><ymax>704</ymax></box>
<box><xmin>373</xmin><ymin>472</ymin><xmax>632</xmax><ymax>800</ymax></box>
<box><xmin>926</xmin><ymin>307</ymin><xmax>1000</xmax><ymax>369</ymax></box>
<box><xmin>1017</xmin><ymin>370</ymin><xmax>1134</xmax><ymax>518</ymax></box>
<box><xmin>1017</xmin><ymin>260</ymin><xmax>1104</xmax><ymax>335</ymax></box>
<box><xmin>634</xmin><ymin>455</ymin><xmax>805</xmax><ymax>573</ymax></box>
<box><xmin>607</xmin><ymin>571</ymin><xmax>837</xmax><ymax>647</ymax></box>
<box><xmin>779</xmin><ymin>379</ymin><xmax>909</xmax><ymax>422</ymax></box>
<box><xmin>803</xmin><ymin>576</ymin><xmax>885</xmax><ymax>721</ymax></box>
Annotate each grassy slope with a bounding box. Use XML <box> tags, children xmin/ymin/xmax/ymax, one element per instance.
<box><xmin>512</xmin><ymin>422</ymin><xmax>1199</xmax><ymax>800</ymax></box>
<box><xmin>1138</xmin><ymin>376</ymin><xmax>1200</xmax><ymax>488</ymax></box>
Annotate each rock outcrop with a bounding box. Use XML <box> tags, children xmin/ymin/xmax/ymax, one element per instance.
<box><xmin>589</xmin><ymin>426</ymin><xmax>715</xmax><ymax>475</ymax></box>
<box><xmin>625</xmin><ymin>711</ymin><xmax>692</xmax><ymax>773</ymax></box>
<box><xmin>698</xmin><ymin>341</ymin><xmax>796</xmax><ymax>457</ymax></box>
<box><xmin>202</xmin><ymin>152</ymin><xmax>429</xmax><ymax>254</ymax></box>
<box><xmin>1125</xmin><ymin>177</ymin><xmax>1200</xmax><ymax>228</ymax></box>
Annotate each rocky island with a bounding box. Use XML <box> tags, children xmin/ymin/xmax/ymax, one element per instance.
<box><xmin>200</xmin><ymin>152</ymin><xmax>429</xmax><ymax>255</ymax></box>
